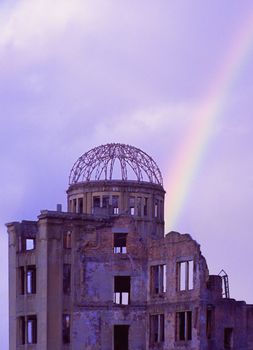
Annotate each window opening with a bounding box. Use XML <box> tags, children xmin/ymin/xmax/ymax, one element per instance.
<box><xmin>150</xmin><ymin>314</ymin><xmax>164</xmax><ymax>344</ymax></box>
<box><xmin>63</xmin><ymin>314</ymin><xmax>70</xmax><ymax>344</ymax></box>
<box><xmin>176</xmin><ymin>311</ymin><xmax>192</xmax><ymax>341</ymax></box>
<box><xmin>63</xmin><ymin>264</ymin><xmax>71</xmax><ymax>295</ymax></box>
<box><xmin>27</xmin><ymin>315</ymin><xmax>37</xmax><ymax>344</ymax></box>
<box><xmin>26</xmin><ymin>265</ymin><xmax>36</xmax><ymax>294</ymax></box>
<box><xmin>63</xmin><ymin>231</ymin><xmax>71</xmax><ymax>249</ymax></box>
<box><xmin>78</xmin><ymin>198</ymin><xmax>83</xmax><ymax>213</ymax></box>
<box><xmin>102</xmin><ymin>195</ymin><xmax>110</xmax><ymax>208</ymax></box>
<box><xmin>224</xmin><ymin>328</ymin><xmax>233</xmax><ymax>349</ymax></box>
<box><xmin>114</xmin><ymin>233</ymin><xmax>127</xmax><ymax>253</ymax></box>
<box><xmin>19</xmin><ymin>316</ymin><xmax>25</xmax><ymax>345</ymax></box>
<box><xmin>114</xmin><ymin>325</ymin><xmax>129</xmax><ymax>350</ymax></box>
<box><xmin>129</xmin><ymin>196</ymin><xmax>135</xmax><ymax>215</ymax></box>
<box><xmin>19</xmin><ymin>267</ymin><xmax>25</xmax><ymax>295</ymax></box>
<box><xmin>112</xmin><ymin>195</ymin><xmax>119</xmax><ymax>214</ymax></box>
<box><xmin>177</xmin><ymin>260</ymin><xmax>194</xmax><ymax>291</ymax></box>
<box><xmin>150</xmin><ymin>265</ymin><xmax>166</xmax><ymax>295</ymax></box>
<box><xmin>137</xmin><ymin>197</ymin><xmax>142</xmax><ymax>216</ymax></box>
<box><xmin>206</xmin><ymin>305</ymin><xmax>214</xmax><ymax>339</ymax></box>
<box><xmin>93</xmin><ymin>196</ymin><xmax>100</xmax><ymax>208</ymax></box>
<box><xmin>18</xmin><ymin>236</ymin><xmax>23</xmax><ymax>252</ymax></box>
<box><xmin>144</xmin><ymin>197</ymin><xmax>148</xmax><ymax>216</ymax></box>
<box><xmin>154</xmin><ymin>200</ymin><xmax>158</xmax><ymax>218</ymax></box>
<box><xmin>114</xmin><ymin>276</ymin><xmax>130</xmax><ymax>305</ymax></box>
<box><xmin>73</xmin><ymin>198</ymin><xmax>77</xmax><ymax>213</ymax></box>
<box><xmin>26</xmin><ymin>238</ymin><xmax>35</xmax><ymax>251</ymax></box>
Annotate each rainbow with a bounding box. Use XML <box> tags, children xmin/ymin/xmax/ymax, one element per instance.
<box><xmin>164</xmin><ymin>10</ymin><xmax>253</xmax><ymax>232</ymax></box>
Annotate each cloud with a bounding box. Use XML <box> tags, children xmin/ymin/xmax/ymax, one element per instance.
<box><xmin>92</xmin><ymin>102</ymin><xmax>196</xmax><ymax>145</ymax></box>
<box><xmin>0</xmin><ymin>0</ymin><xmax>101</xmax><ymax>51</ymax></box>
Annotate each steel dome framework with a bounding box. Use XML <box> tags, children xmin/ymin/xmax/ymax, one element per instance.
<box><xmin>69</xmin><ymin>143</ymin><xmax>163</xmax><ymax>186</ymax></box>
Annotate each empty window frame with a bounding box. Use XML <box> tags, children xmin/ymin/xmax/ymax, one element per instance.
<box><xmin>93</xmin><ymin>196</ymin><xmax>100</xmax><ymax>209</ymax></box>
<box><xmin>18</xmin><ymin>236</ymin><xmax>36</xmax><ymax>252</ymax></box>
<box><xmin>26</xmin><ymin>265</ymin><xmax>36</xmax><ymax>294</ymax></box>
<box><xmin>62</xmin><ymin>314</ymin><xmax>71</xmax><ymax>344</ymax></box>
<box><xmin>114</xmin><ymin>276</ymin><xmax>130</xmax><ymax>305</ymax></box>
<box><xmin>176</xmin><ymin>311</ymin><xmax>192</xmax><ymax>341</ymax></box>
<box><xmin>143</xmin><ymin>197</ymin><xmax>148</xmax><ymax>216</ymax></box>
<box><xmin>26</xmin><ymin>238</ymin><xmax>35</xmax><ymax>250</ymax></box>
<box><xmin>27</xmin><ymin>315</ymin><xmax>37</xmax><ymax>344</ymax></box>
<box><xmin>73</xmin><ymin>198</ymin><xmax>77</xmax><ymax>213</ymax></box>
<box><xmin>177</xmin><ymin>260</ymin><xmax>194</xmax><ymax>291</ymax></box>
<box><xmin>102</xmin><ymin>195</ymin><xmax>110</xmax><ymax>208</ymax></box>
<box><xmin>206</xmin><ymin>305</ymin><xmax>214</xmax><ymax>339</ymax></box>
<box><xmin>19</xmin><ymin>267</ymin><xmax>25</xmax><ymax>295</ymax></box>
<box><xmin>18</xmin><ymin>315</ymin><xmax>37</xmax><ymax>345</ymax></box>
<box><xmin>154</xmin><ymin>199</ymin><xmax>158</xmax><ymax>218</ymax></box>
<box><xmin>114</xmin><ymin>325</ymin><xmax>129</xmax><ymax>350</ymax></box>
<box><xmin>114</xmin><ymin>233</ymin><xmax>127</xmax><ymax>253</ymax></box>
<box><xmin>18</xmin><ymin>266</ymin><xmax>36</xmax><ymax>295</ymax></box>
<box><xmin>150</xmin><ymin>264</ymin><xmax>166</xmax><ymax>295</ymax></box>
<box><xmin>63</xmin><ymin>231</ymin><xmax>71</xmax><ymax>249</ymax></box>
<box><xmin>137</xmin><ymin>197</ymin><xmax>142</xmax><ymax>216</ymax></box>
<box><xmin>150</xmin><ymin>314</ymin><xmax>164</xmax><ymax>344</ymax></box>
<box><xmin>18</xmin><ymin>316</ymin><xmax>26</xmax><ymax>345</ymax></box>
<box><xmin>77</xmin><ymin>198</ymin><xmax>83</xmax><ymax>213</ymax></box>
<box><xmin>224</xmin><ymin>328</ymin><xmax>233</xmax><ymax>349</ymax></box>
<box><xmin>129</xmin><ymin>196</ymin><xmax>135</xmax><ymax>215</ymax></box>
<box><xmin>112</xmin><ymin>195</ymin><xmax>119</xmax><ymax>214</ymax></box>
<box><xmin>63</xmin><ymin>264</ymin><xmax>71</xmax><ymax>295</ymax></box>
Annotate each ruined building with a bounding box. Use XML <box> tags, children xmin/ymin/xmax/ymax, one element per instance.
<box><xmin>6</xmin><ymin>143</ymin><xmax>253</xmax><ymax>350</ymax></box>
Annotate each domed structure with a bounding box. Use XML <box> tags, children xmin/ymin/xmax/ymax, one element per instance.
<box><xmin>69</xmin><ymin>143</ymin><xmax>163</xmax><ymax>185</ymax></box>
<box><xmin>66</xmin><ymin>143</ymin><xmax>165</xmax><ymax>238</ymax></box>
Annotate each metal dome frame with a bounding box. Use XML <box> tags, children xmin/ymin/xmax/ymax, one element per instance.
<box><xmin>69</xmin><ymin>143</ymin><xmax>163</xmax><ymax>186</ymax></box>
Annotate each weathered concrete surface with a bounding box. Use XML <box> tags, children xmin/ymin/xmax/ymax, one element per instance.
<box><xmin>6</xmin><ymin>179</ymin><xmax>253</xmax><ymax>350</ymax></box>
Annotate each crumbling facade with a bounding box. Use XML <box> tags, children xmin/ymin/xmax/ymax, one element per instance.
<box><xmin>6</xmin><ymin>143</ymin><xmax>253</xmax><ymax>350</ymax></box>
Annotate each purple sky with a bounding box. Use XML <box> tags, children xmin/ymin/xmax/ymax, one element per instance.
<box><xmin>1</xmin><ymin>1</ymin><xmax>253</xmax><ymax>347</ymax></box>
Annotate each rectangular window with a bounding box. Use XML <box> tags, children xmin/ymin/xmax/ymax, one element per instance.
<box><xmin>224</xmin><ymin>328</ymin><xmax>233</xmax><ymax>349</ymax></box>
<box><xmin>27</xmin><ymin>315</ymin><xmax>37</xmax><ymax>344</ymax></box>
<box><xmin>26</xmin><ymin>238</ymin><xmax>35</xmax><ymax>251</ymax></box>
<box><xmin>114</xmin><ymin>325</ymin><xmax>129</xmax><ymax>350</ymax></box>
<box><xmin>206</xmin><ymin>305</ymin><xmax>214</xmax><ymax>339</ymax></box>
<box><xmin>102</xmin><ymin>195</ymin><xmax>110</xmax><ymax>208</ymax></box>
<box><xmin>154</xmin><ymin>200</ymin><xmax>158</xmax><ymax>218</ymax></box>
<box><xmin>93</xmin><ymin>196</ymin><xmax>100</xmax><ymax>208</ymax></box>
<box><xmin>26</xmin><ymin>265</ymin><xmax>36</xmax><ymax>294</ymax></box>
<box><xmin>78</xmin><ymin>198</ymin><xmax>83</xmax><ymax>213</ymax></box>
<box><xmin>176</xmin><ymin>311</ymin><xmax>192</xmax><ymax>341</ymax></box>
<box><xmin>177</xmin><ymin>260</ymin><xmax>194</xmax><ymax>291</ymax></box>
<box><xmin>73</xmin><ymin>198</ymin><xmax>77</xmax><ymax>213</ymax></box>
<box><xmin>112</xmin><ymin>195</ymin><xmax>119</xmax><ymax>215</ymax></box>
<box><xmin>19</xmin><ymin>236</ymin><xmax>35</xmax><ymax>252</ymax></box>
<box><xmin>150</xmin><ymin>314</ymin><xmax>164</xmax><ymax>344</ymax></box>
<box><xmin>63</xmin><ymin>264</ymin><xmax>71</xmax><ymax>295</ymax></box>
<box><xmin>63</xmin><ymin>231</ymin><xmax>71</xmax><ymax>249</ymax></box>
<box><xmin>129</xmin><ymin>196</ymin><xmax>135</xmax><ymax>215</ymax></box>
<box><xmin>114</xmin><ymin>233</ymin><xmax>127</xmax><ymax>253</ymax></box>
<box><xmin>143</xmin><ymin>197</ymin><xmax>148</xmax><ymax>216</ymax></box>
<box><xmin>114</xmin><ymin>276</ymin><xmax>130</xmax><ymax>305</ymax></box>
<box><xmin>137</xmin><ymin>197</ymin><xmax>142</xmax><ymax>216</ymax></box>
<box><xmin>62</xmin><ymin>314</ymin><xmax>70</xmax><ymax>344</ymax></box>
<box><xmin>150</xmin><ymin>265</ymin><xmax>166</xmax><ymax>295</ymax></box>
<box><xmin>19</xmin><ymin>267</ymin><xmax>25</xmax><ymax>295</ymax></box>
<box><xmin>18</xmin><ymin>316</ymin><xmax>26</xmax><ymax>345</ymax></box>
